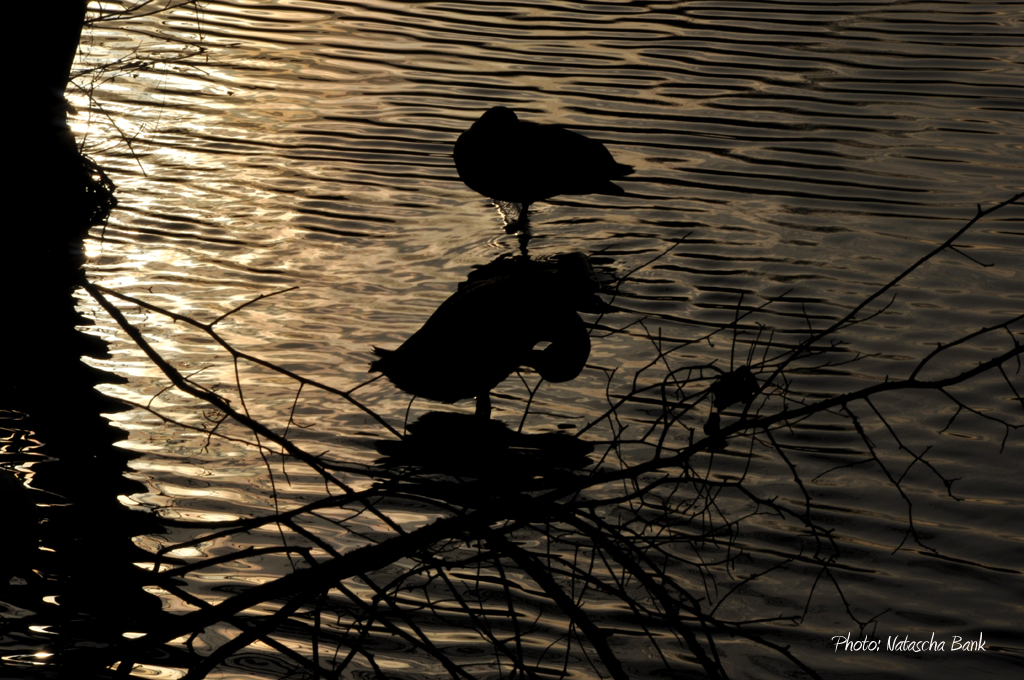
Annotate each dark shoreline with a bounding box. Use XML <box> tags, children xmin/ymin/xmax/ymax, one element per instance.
<box><xmin>3</xmin><ymin>3</ymin><xmax>166</xmax><ymax>676</ymax></box>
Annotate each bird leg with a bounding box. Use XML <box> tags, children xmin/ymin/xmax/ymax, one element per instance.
<box><xmin>501</xmin><ymin>202</ymin><xmax>531</xmax><ymax>235</ymax></box>
<box><xmin>475</xmin><ymin>392</ymin><xmax>492</xmax><ymax>420</ymax></box>
<box><xmin>513</xmin><ymin>203</ymin><xmax>532</xmax><ymax>231</ymax></box>
<box><xmin>517</xmin><ymin>229</ymin><xmax>531</xmax><ymax>257</ymax></box>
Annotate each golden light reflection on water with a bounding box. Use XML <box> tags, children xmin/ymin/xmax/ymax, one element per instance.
<box><xmin>162</xmin><ymin>544</ymin><xmax>211</xmax><ymax>560</ymax></box>
<box><xmin>60</xmin><ymin>1</ymin><xmax>1024</xmax><ymax>678</ymax></box>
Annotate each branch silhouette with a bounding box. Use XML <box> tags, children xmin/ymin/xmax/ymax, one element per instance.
<box><xmin>73</xmin><ymin>194</ymin><xmax>1022</xmax><ymax>679</ymax></box>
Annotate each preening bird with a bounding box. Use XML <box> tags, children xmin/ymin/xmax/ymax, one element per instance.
<box><xmin>454</xmin><ymin>106</ymin><xmax>633</xmax><ymax>226</ymax></box>
<box><xmin>370</xmin><ymin>254</ymin><xmax>599</xmax><ymax>419</ymax></box>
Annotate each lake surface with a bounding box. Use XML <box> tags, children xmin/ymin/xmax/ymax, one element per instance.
<box><xmin>38</xmin><ymin>1</ymin><xmax>1024</xmax><ymax>678</ymax></box>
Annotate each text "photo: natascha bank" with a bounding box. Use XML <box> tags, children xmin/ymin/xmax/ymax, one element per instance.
<box><xmin>833</xmin><ymin>632</ymin><xmax>987</xmax><ymax>653</ymax></box>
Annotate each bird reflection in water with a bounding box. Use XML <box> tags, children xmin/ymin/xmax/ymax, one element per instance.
<box><xmin>376</xmin><ymin>412</ymin><xmax>594</xmax><ymax>484</ymax></box>
<box><xmin>454</xmin><ymin>106</ymin><xmax>633</xmax><ymax>233</ymax></box>
<box><xmin>370</xmin><ymin>253</ymin><xmax>602</xmax><ymax>421</ymax></box>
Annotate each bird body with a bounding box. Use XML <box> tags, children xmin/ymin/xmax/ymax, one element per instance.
<box><xmin>370</xmin><ymin>255</ymin><xmax>597</xmax><ymax>418</ymax></box>
<box><xmin>454</xmin><ymin>106</ymin><xmax>632</xmax><ymax>212</ymax></box>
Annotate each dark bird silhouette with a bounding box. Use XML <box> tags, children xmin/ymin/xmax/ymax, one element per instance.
<box><xmin>703</xmin><ymin>366</ymin><xmax>760</xmax><ymax>437</ymax></box>
<box><xmin>370</xmin><ymin>254</ymin><xmax>599</xmax><ymax>419</ymax></box>
<box><xmin>454</xmin><ymin>106</ymin><xmax>633</xmax><ymax>229</ymax></box>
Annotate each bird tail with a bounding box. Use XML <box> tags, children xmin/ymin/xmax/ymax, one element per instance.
<box><xmin>369</xmin><ymin>346</ymin><xmax>391</xmax><ymax>372</ymax></box>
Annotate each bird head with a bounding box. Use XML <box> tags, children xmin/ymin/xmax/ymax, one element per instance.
<box><xmin>478</xmin><ymin>106</ymin><xmax>519</xmax><ymax>129</ymax></box>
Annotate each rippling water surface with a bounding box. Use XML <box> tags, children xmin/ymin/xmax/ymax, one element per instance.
<box><xmin>60</xmin><ymin>1</ymin><xmax>1024</xmax><ymax>678</ymax></box>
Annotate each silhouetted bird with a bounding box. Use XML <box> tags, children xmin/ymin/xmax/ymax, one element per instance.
<box><xmin>454</xmin><ymin>106</ymin><xmax>633</xmax><ymax>227</ymax></box>
<box><xmin>704</xmin><ymin>366</ymin><xmax>760</xmax><ymax>437</ymax></box>
<box><xmin>711</xmin><ymin>366</ymin><xmax>759</xmax><ymax>412</ymax></box>
<box><xmin>370</xmin><ymin>254</ymin><xmax>599</xmax><ymax>419</ymax></box>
